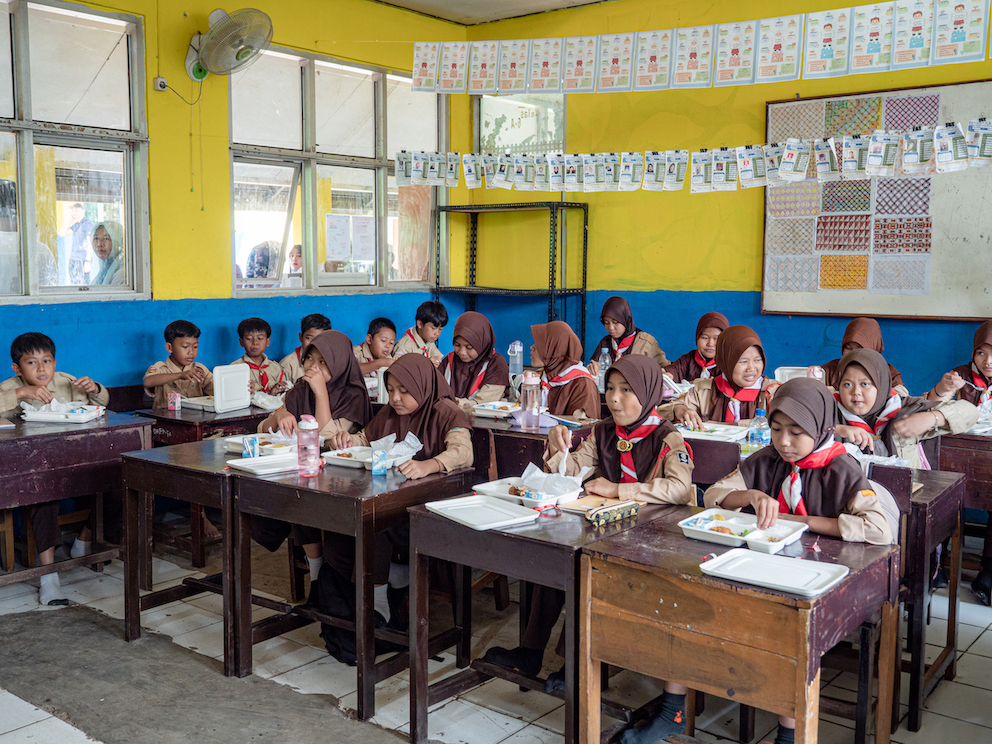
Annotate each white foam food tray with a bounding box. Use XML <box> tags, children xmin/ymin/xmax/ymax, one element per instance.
<box><xmin>181</xmin><ymin>396</ymin><xmax>217</xmax><ymax>412</ymax></box>
<box><xmin>21</xmin><ymin>405</ymin><xmax>105</xmax><ymax>423</ymax></box>
<box><xmin>473</xmin><ymin>476</ymin><xmax>571</xmax><ymax>507</ymax></box>
<box><xmin>678</xmin><ymin>508</ymin><xmax>809</xmax><ymax>554</ymax></box>
<box><xmin>700</xmin><ymin>548</ymin><xmax>850</xmax><ymax>597</ymax></box>
<box><xmin>322</xmin><ymin>447</ymin><xmax>372</xmax><ymax>469</ymax></box>
<box><xmin>226</xmin><ymin>453</ymin><xmax>300</xmax><ymax>475</ymax></box>
<box><xmin>678</xmin><ymin>423</ymin><xmax>749</xmax><ymax>443</ymax></box>
<box><xmin>473</xmin><ymin>401</ymin><xmax>520</xmax><ymax>419</ymax></box>
<box><xmin>426</xmin><ymin>495</ymin><xmax>541</xmax><ymax>531</ymax></box>
<box><xmin>225</xmin><ymin>434</ymin><xmax>320</xmax><ymax>453</ymax></box>
<box><xmin>774</xmin><ymin>366</ymin><xmax>810</xmax><ymax>383</ymax></box>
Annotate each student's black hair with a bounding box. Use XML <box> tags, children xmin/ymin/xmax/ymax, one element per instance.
<box><xmin>367</xmin><ymin>317</ymin><xmax>396</xmax><ymax>337</ymax></box>
<box><xmin>415</xmin><ymin>300</ymin><xmax>448</xmax><ymax>328</ymax></box>
<box><xmin>300</xmin><ymin>313</ymin><xmax>332</xmax><ymax>334</ymax></box>
<box><xmin>164</xmin><ymin>320</ymin><xmax>201</xmax><ymax>344</ymax></box>
<box><xmin>238</xmin><ymin>317</ymin><xmax>272</xmax><ymax>339</ymax></box>
<box><xmin>11</xmin><ymin>332</ymin><xmax>55</xmax><ymax>364</ymax></box>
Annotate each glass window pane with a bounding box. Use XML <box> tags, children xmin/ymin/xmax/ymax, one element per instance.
<box><xmin>28</xmin><ymin>5</ymin><xmax>131</xmax><ymax>130</ymax></box>
<box><xmin>231</xmin><ymin>52</ymin><xmax>303</xmax><ymax>150</ymax></box>
<box><xmin>479</xmin><ymin>94</ymin><xmax>564</xmax><ymax>155</ymax></box>
<box><xmin>315</xmin><ymin>62</ymin><xmax>376</xmax><ymax>158</ymax></box>
<box><xmin>387</xmin><ymin>75</ymin><xmax>437</xmax><ymax>157</ymax></box>
<box><xmin>33</xmin><ymin>144</ymin><xmax>126</xmax><ymax>288</ymax></box>
<box><xmin>0</xmin><ymin>7</ymin><xmax>13</xmax><ymax>118</ymax></box>
<box><xmin>0</xmin><ymin>131</ymin><xmax>19</xmax><ymax>295</ymax></box>
<box><xmin>233</xmin><ymin>161</ymin><xmax>297</xmax><ymax>290</ymax></box>
<box><xmin>316</xmin><ymin>165</ymin><xmax>375</xmax><ymax>286</ymax></box>
<box><xmin>387</xmin><ymin>178</ymin><xmax>430</xmax><ymax>283</ymax></box>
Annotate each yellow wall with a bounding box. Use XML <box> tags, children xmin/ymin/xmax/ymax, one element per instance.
<box><xmin>451</xmin><ymin>0</ymin><xmax>992</xmax><ymax>293</ymax></box>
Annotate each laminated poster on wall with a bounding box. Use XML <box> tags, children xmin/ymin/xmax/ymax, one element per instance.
<box><xmin>533</xmin><ymin>155</ymin><xmax>550</xmax><ymax>191</ymax></box>
<box><xmin>778</xmin><ymin>138</ymin><xmax>811</xmax><ymax>182</ymax></box>
<box><xmin>900</xmin><ymin>127</ymin><xmax>934</xmax><ymax>173</ymax></box>
<box><xmin>602</xmin><ymin>152</ymin><xmax>621</xmax><ymax>191</ymax></box>
<box><xmin>498</xmin><ymin>40</ymin><xmax>530</xmax><ymax>94</ymax></box>
<box><xmin>564</xmin><ymin>154</ymin><xmax>584</xmax><ymax>191</ymax></box>
<box><xmin>462</xmin><ymin>154</ymin><xmax>482</xmax><ymax>189</ymax></box>
<box><xmin>426</xmin><ymin>153</ymin><xmax>446</xmax><ymax>186</ymax></box>
<box><xmin>931</xmin><ymin>0</ymin><xmax>987</xmax><ymax>64</ymax></box>
<box><xmin>512</xmin><ymin>154</ymin><xmax>535</xmax><ymax>191</ymax></box>
<box><xmin>736</xmin><ymin>145</ymin><xmax>767</xmax><ymax>188</ymax></box>
<box><xmin>633</xmin><ymin>29</ymin><xmax>674</xmax><ymax>91</ymax></box>
<box><xmin>664</xmin><ymin>150</ymin><xmax>689</xmax><ymax>191</ymax></box>
<box><xmin>714</xmin><ymin>19</ymin><xmax>757</xmax><ymax>86</ymax></box>
<box><xmin>325</xmin><ymin>214</ymin><xmax>351</xmax><ymax>262</ymax></box>
<box><xmin>468</xmin><ymin>41</ymin><xmax>500</xmax><ymax>94</ymax></box>
<box><xmin>934</xmin><ymin>122</ymin><xmax>969</xmax><ymax>171</ymax></box>
<box><xmin>814</xmin><ymin>138</ymin><xmax>842</xmax><ymax>182</ymax></box>
<box><xmin>480</xmin><ymin>155</ymin><xmax>498</xmax><ymax>188</ymax></box>
<box><xmin>892</xmin><ymin>0</ymin><xmax>935</xmax><ymax>69</ymax></box>
<box><xmin>528</xmin><ymin>38</ymin><xmax>563</xmax><ymax>93</ymax></box>
<box><xmin>842</xmin><ymin>135</ymin><xmax>870</xmax><ymax>178</ymax></box>
<box><xmin>642</xmin><ymin>152</ymin><xmax>665</xmax><ymax>191</ymax></box>
<box><xmin>804</xmin><ymin>8</ymin><xmax>853</xmax><ymax>78</ymax></box>
<box><xmin>763</xmin><ymin>143</ymin><xmax>785</xmax><ymax>186</ymax></box>
<box><xmin>966</xmin><ymin>117</ymin><xmax>992</xmax><ymax>166</ymax></box>
<box><xmin>672</xmin><ymin>25</ymin><xmax>714</xmax><ymax>88</ymax></box>
<box><xmin>395</xmin><ymin>151</ymin><xmax>413</xmax><ymax>186</ymax></box>
<box><xmin>411</xmin><ymin>151</ymin><xmax>427</xmax><ymax>185</ymax></box>
<box><xmin>619</xmin><ymin>152</ymin><xmax>644</xmax><ymax>191</ymax></box>
<box><xmin>352</xmin><ymin>216</ymin><xmax>376</xmax><ymax>261</ymax></box>
<box><xmin>850</xmin><ymin>4</ymin><xmax>894</xmax><ymax>73</ymax></box>
<box><xmin>563</xmin><ymin>36</ymin><xmax>599</xmax><ymax>93</ymax></box>
<box><xmin>711</xmin><ymin>148</ymin><xmax>738</xmax><ymax>191</ymax></box>
<box><xmin>548</xmin><ymin>154</ymin><xmax>565</xmax><ymax>190</ymax></box>
<box><xmin>439</xmin><ymin>41</ymin><xmax>469</xmax><ymax>94</ymax></box>
<box><xmin>584</xmin><ymin>153</ymin><xmax>606</xmax><ymax>192</ymax></box>
<box><xmin>866</xmin><ymin>131</ymin><xmax>900</xmax><ymax>177</ymax></box>
<box><xmin>597</xmin><ymin>33</ymin><xmax>635</xmax><ymax>92</ymax></box>
<box><xmin>412</xmin><ymin>42</ymin><xmax>440</xmax><ymax>92</ymax></box>
<box><xmin>445</xmin><ymin>153</ymin><xmax>460</xmax><ymax>187</ymax></box>
<box><xmin>755</xmin><ymin>14</ymin><xmax>804</xmax><ymax>83</ymax></box>
<box><xmin>493</xmin><ymin>154</ymin><xmax>514</xmax><ymax>189</ymax></box>
<box><xmin>690</xmin><ymin>150</ymin><xmax>713</xmax><ymax>193</ymax></box>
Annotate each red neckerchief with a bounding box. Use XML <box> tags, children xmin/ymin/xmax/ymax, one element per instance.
<box><xmin>244</xmin><ymin>357</ymin><xmax>283</xmax><ymax>391</ymax></box>
<box><xmin>834</xmin><ymin>391</ymin><xmax>902</xmax><ymax>435</ymax></box>
<box><xmin>610</xmin><ymin>332</ymin><xmax>636</xmax><ymax>362</ymax></box>
<box><xmin>541</xmin><ymin>364</ymin><xmax>596</xmax><ymax>391</ymax></box>
<box><xmin>294</xmin><ymin>346</ymin><xmax>303</xmax><ymax>362</ymax></box>
<box><xmin>972</xmin><ymin>365</ymin><xmax>992</xmax><ymax>404</ymax></box>
<box><xmin>444</xmin><ymin>352</ymin><xmax>489</xmax><ymax>397</ymax></box>
<box><xmin>777</xmin><ymin>439</ymin><xmax>848</xmax><ymax>515</ymax></box>
<box><xmin>616</xmin><ymin>413</ymin><xmax>662</xmax><ymax>483</ymax></box>
<box><xmin>405</xmin><ymin>328</ymin><xmax>430</xmax><ymax>357</ymax></box>
<box><xmin>694</xmin><ymin>350</ymin><xmax>716</xmax><ymax>378</ymax></box>
<box><xmin>713</xmin><ymin>374</ymin><xmax>761</xmax><ymax>423</ymax></box>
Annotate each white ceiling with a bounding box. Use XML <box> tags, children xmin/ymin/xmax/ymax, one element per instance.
<box><xmin>374</xmin><ymin>0</ymin><xmax>612</xmax><ymax>25</ymax></box>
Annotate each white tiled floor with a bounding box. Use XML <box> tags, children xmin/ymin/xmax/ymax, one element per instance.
<box><xmin>3</xmin><ymin>558</ymin><xmax>992</xmax><ymax>744</ymax></box>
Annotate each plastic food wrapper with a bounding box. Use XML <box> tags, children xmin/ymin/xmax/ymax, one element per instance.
<box><xmin>21</xmin><ymin>398</ymin><xmax>73</xmax><ymax>413</ymax></box>
<box><xmin>842</xmin><ymin>442</ymin><xmax>909</xmax><ymax>475</ymax></box>
<box><xmin>519</xmin><ymin>461</ymin><xmax>593</xmax><ymax>497</ymax></box>
<box><xmin>252</xmin><ymin>391</ymin><xmax>285</xmax><ymax>410</ymax></box>
<box><xmin>261</xmin><ymin>429</ymin><xmax>297</xmax><ymax>445</ymax></box>
<box><xmin>368</xmin><ymin>431</ymin><xmax>424</xmax><ymax>459</ymax></box>
<box><xmin>510</xmin><ymin>409</ymin><xmax>558</xmax><ymax>429</ymax></box>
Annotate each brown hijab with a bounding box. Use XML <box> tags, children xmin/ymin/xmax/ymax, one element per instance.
<box><xmin>593</xmin><ymin>296</ymin><xmax>640</xmax><ymax>363</ymax></box>
<box><xmin>823</xmin><ymin>317</ymin><xmax>904</xmax><ymax>388</ymax></box>
<box><xmin>696</xmin><ymin>311</ymin><xmax>729</xmax><ymax>339</ymax></box>
<box><xmin>284</xmin><ymin>331</ymin><xmax>372</xmax><ymax>425</ymax></box>
<box><xmin>596</xmin><ymin>356</ymin><xmax>678</xmax><ymax>482</ymax></box>
<box><xmin>952</xmin><ymin>320</ymin><xmax>992</xmax><ymax>404</ymax></box>
<box><xmin>708</xmin><ymin>325</ymin><xmax>767</xmax><ymax>422</ymax></box>
<box><xmin>442</xmin><ymin>312</ymin><xmax>510</xmax><ymax>398</ymax></box>
<box><xmin>532</xmin><ymin>321</ymin><xmax>600</xmax><ymax>417</ymax></box>
<box><xmin>363</xmin><ymin>353</ymin><xmax>471</xmax><ymax>460</ymax></box>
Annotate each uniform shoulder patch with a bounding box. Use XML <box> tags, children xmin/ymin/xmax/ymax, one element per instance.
<box><xmin>677</xmin><ymin>451</ymin><xmax>691</xmax><ymax>464</ymax></box>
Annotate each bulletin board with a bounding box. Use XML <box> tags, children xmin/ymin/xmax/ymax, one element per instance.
<box><xmin>762</xmin><ymin>79</ymin><xmax>992</xmax><ymax>320</ymax></box>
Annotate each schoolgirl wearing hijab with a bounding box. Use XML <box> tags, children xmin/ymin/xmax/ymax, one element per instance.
<box><xmin>820</xmin><ymin>317</ymin><xmax>908</xmax><ymax>396</ymax></box>
<box><xmin>666</xmin><ymin>325</ymin><xmax>779</xmax><ymax>428</ymax></box>
<box><xmin>665</xmin><ymin>311</ymin><xmax>729</xmax><ymax>383</ymax></box>
<box><xmin>531</xmin><ymin>320</ymin><xmax>600</xmax><ymax>418</ymax></box>
<box><xmin>439</xmin><ymin>311</ymin><xmax>510</xmax><ymax>412</ymax></box>
<box><xmin>586</xmin><ymin>296</ymin><xmax>668</xmax><ymax>378</ymax></box>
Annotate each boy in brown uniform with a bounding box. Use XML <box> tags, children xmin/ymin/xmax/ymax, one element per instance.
<box><xmin>0</xmin><ymin>332</ymin><xmax>110</xmax><ymax>605</ymax></box>
<box><xmin>393</xmin><ymin>300</ymin><xmax>446</xmax><ymax>366</ymax></box>
<box><xmin>231</xmin><ymin>317</ymin><xmax>288</xmax><ymax>394</ymax></box>
<box><xmin>354</xmin><ymin>317</ymin><xmax>396</xmax><ymax>376</ymax></box>
<box><xmin>279</xmin><ymin>313</ymin><xmax>332</xmax><ymax>384</ymax></box>
<box><xmin>143</xmin><ymin>320</ymin><xmax>214</xmax><ymax>408</ymax></box>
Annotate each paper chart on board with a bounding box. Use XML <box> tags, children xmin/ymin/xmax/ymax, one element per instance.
<box><xmin>892</xmin><ymin>0</ymin><xmax>935</xmax><ymax>69</ymax></box>
<box><xmin>804</xmin><ymin>8</ymin><xmax>853</xmax><ymax>78</ymax></box>
<box><xmin>714</xmin><ymin>20</ymin><xmax>757</xmax><ymax>86</ymax></box>
<box><xmin>596</xmin><ymin>33</ymin><xmax>635</xmax><ymax>92</ymax></box>
<box><xmin>563</xmin><ymin>35</ymin><xmax>599</xmax><ymax>92</ymax></box>
<box><xmin>672</xmin><ymin>25</ymin><xmax>714</xmax><ymax>88</ymax></box>
<box><xmin>438</xmin><ymin>41</ymin><xmax>468</xmax><ymax>94</ymax></box>
<box><xmin>412</xmin><ymin>42</ymin><xmax>440</xmax><ymax>92</ymax></box>
<box><xmin>468</xmin><ymin>41</ymin><xmax>500</xmax><ymax>94</ymax></box>
<box><xmin>755</xmin><ymin>14</ymin><xmax>804</xmax><ymax>83</ymax></box>
<box><xmin>850</xmin><ymin>4</ymin><xmax>894</xmax><ymax>73</ymax></box>
<box><xmin>351</xmin><ymin>216</ymin><xmax>375</xmax><ymax>261</ymax></box>
<box><xmin>325</xmin><ymin>214</ymin><xmax>351</xmax><ymax>262</ymax></box>
<box><xmin>498</xmin><ymin>40</ymin><xmax>530</xmax><ymax>93</ymax></box>
<box><xmin>633</xmin><ymin>29</ymin><xmax>674</xmax><ymax>91</ymax></box>
<box><xmin>528</xmin><ymin>37</ymin><xmax>563</xmax><ymax>92</ymax></box>
<box><xmin>931</xmin><ymin>0</ymin><xmax>988</xmax><ymax>64</ymax></box>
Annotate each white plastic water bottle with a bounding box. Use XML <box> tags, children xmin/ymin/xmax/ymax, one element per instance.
<box><xmin>508</xmin><ymin>340</ymin><xmax>523</xmax><ymax>376</ymax></box>
<box><xmin>747</xmin><ymin>408</ymin><xmax>771</xmax><ymax>455</ymax></box>
<box><xmin>297</xmin><ymin>415</ymin><xmax>321</xmax><ymax>476</ymax></box>
<box><xmin>597</xmin><ymin>348</ymin><xmax>611</xmax><ymax>393</ymax></box>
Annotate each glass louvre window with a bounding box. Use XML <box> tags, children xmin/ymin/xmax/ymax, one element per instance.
<box><xmin>315</xmin><ymin>61</ymin><xmax>375</xmax><ymax>158</ymax></box>
<box><xmin>232</xmin><ymin>161</ymin><xmax>298</xmax><ymax>290</ymax></box>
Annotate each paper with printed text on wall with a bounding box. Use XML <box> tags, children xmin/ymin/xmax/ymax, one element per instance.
<box><xmin>690</xmin><ymin>150</ymin><xmax>714</xmax><ymax>193</ymax></box>
<box><xmin>597</xmin><ymin>33</ymin><xmax>635</xmax><ymax>92</ymax></box>
<box><xmin>893</xmin><ymin>0</ymin><xmax>935</xmax><ymax>69</ymax></box>
<box><xmin>711</xmin><ymin>148</ymin><xmax>738</xmax><ymax>191</ymax></box>
<box><xmin>633</xmin><ymin>29</ymin><xmax>673</xmax><ymax>91</ymax></box>
<box><xmin>966</xmin><ymin>117</ymin><xmax>992</xmax><ymax>166</ymax></box>
<box><xmin>804</xmin><ymin>8</ymin><xmax>853</xmax><ymax>78</ymax></box>
<box><xmin>528</xmin><ymin>37</ymin><xmax>563</xmax><ymax>93</ymax></box>
<box><xmin>755</xmin><ymin>14</ymin><xmax>804</xmax><ymax>83</ymax></box>
<box><xmin>842</xmin><ymin>135</ymin><xmax>870</xmax><ymax>179</ymax></box>
<box><xmin>715</xmin><ymin>19</ymin><xmax>757</xmax><ymax>86</ymax></box>
<box><xmin>412</xmin><ymin>42</ymin><xmax>440</xmax><ymax>92</ymax></box>
<box><xmin>664</xmin><ymin>149</ymin><xmax>689</xmax><ymax>190</ymax></box>
<box><xmin>563</xmin><ymin>35</ymin><xmax>599</xmax><ymax>92</ymax></box>
<box><xmin>462</xmin><ymin>154</ymin><xmax>481</xmax><ymax>189</ymax></box>
<box><xmin>778</xmin><ymin>138</ymin><xmax>811</xmax><ymax>181</ymax></box>
<box><xmin>439</xmin><ymin>41</ymin><xmax>468</xmax><ymax>94</ymax></box>
<box><xmin>736</xmin><ymin>145</ymin><xmax>767</xmax><ymax>188</ymax></box>
<box><xmin>900</xmin><ymin>127</ymin><xmax>934</xmax><ymax>174</ymax></box>
<box><xmin>934</xmin><ymin>122</ymin><xmax>969</xmax><ymax>171</ymax></box>
<box><xmin>814</xmin><ymin>137</ymin><xmax>842</xmax><ymax>182</ymax></box>
<box><xmin>850</xmin><ymin>4</ymin><xmax>894</xmax><ymax>73</ymax></box>
<box><xmin>763</xmin><ymin>142</ymin><xmax>785</xmax><ymax>186</ymax></box>
<box><xmin>619</xmin><ymin>152</ymin><xmax>644</xmax><ymax>191</ymax></box>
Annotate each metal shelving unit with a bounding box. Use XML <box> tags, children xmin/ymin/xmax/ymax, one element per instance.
<box><xmin>434</xmin><ymin>201</ymin><xmax>589</xmax><ymax>348</ymax></box>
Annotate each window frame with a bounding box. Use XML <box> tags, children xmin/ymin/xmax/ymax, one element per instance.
<box><xmin>0</xmin><ymin>0</ymin><xmax>150</xmax><ymax>304</ymax></box>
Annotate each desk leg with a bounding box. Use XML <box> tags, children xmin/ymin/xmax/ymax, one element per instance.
<box><xmin>410</xmin><ymin>546</ymin><xmax>429</xmax><ymax>744</ymax></box>
<box><xmin>875</xmin><ymin>601</ymin><xmax>897</xmax><ymax>744</ymax></box>
<box><xmin>219</xmin><ymin>479</ymin><xmax>236</xmax><ymax>678</ymax></box>
<box><xmin>233</xmin><ymin>498</ymin><xmax>253</xmax><ymax>678</ymax></box>
<box><xmin>356</xmin><ymin>520</ymin><xmax>376</xmax><ymax>720</ymax></box>
<box><xmin>794</xmin><ymin>612</ymin><xmax>820</xmax><ymax>744</ymax></box>
<box><xmin>124</xmin><ymin>486</ymin><xmax>141</xmax><ymax>642</ymax></box>
<box><xmin>455</xmin><ymin>563</ymin><xmax>471</xmax><ymax>668</ymax></box>
<box><xmin>190</xmin><ymin>503</ymin><xmax>206</xmax><ymax>568</ymax></box>
<box><xmin>564</xmin><ymin>570</ymin><xmax>578</xmax><ymax>744</ymax></box>
<box><xmin>579</xmin><ymin>554</ymin><xmax>600</xmax><ymax>744</ymax></box>
<box><xmin>946</xmin><ymin>511</ymin><xmax>962</xmax><ymax>683</ymax></box>
<box><xmin>140</xmin><ymin>492</ymin><xmax>153</xmax><ymax>592</ymax></box>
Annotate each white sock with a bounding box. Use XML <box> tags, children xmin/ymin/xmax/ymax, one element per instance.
<box><xmin>39</xmin><ymin>573</ymin><xmax>68</xmax><ymax>606</ymax></box>
<box><xmin>70</xmin><ymin>538</ymin><xmax>91</xmax><ymax>559</ymax></box>
<box><xmin>388</xmin><ymin>562</ymin><xmax>410</xmax><ymax>589</ymax></box>
<box><xmin>307</xmin><ymin>556</ymin><xmax>324</xmax><ymax>581</ymax></box>
<box><xmin>373</xmin><ymin>583</ymin><xmax>390</xmax><ymax>623</ymax></box>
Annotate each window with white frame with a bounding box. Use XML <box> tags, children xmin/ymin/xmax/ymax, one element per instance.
<box><xmin>0</xmin><ymin>2</ymin><xmax>148</xmax><ymax>299</ymax></box>
<box><xmin>229</xmin><ymin>50</ymin><xmax>439</xmax><ymax>292</ymax></box>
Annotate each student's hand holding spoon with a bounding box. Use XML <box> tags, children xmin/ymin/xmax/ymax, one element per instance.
<box><xmin>547</xmin><ymin>424</ymin><xmax>573</xmax><ymax>457</ymax></box>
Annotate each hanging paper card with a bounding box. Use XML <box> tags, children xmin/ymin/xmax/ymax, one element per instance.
<box><xmin>581</xmin><ymin>154</ymin><xmax>602</xmax><ymax>192</ymax></box>
<box><xmin>480</xmin><ymin>154</ymin><xmax>498</xmax><ymax>188</ymax></box>
<box><xmin>602</xmin><ymin>152</ymin><xmax>621</xmax><ymax>191</ymax></box>
<box><xmin>756</xmin><ymin>15</ymin><xmax>804</xmax><ymax>83</ymax></box>
<box><xmin>597</xmin><ymin>33</ymin><xmax>635</xmax><ymax>92</ymax></box>
<box><xmin>715</xmin><ymin>20</ymin><xmax>757</xmax><ymax>86</ymax></box>
<box><xmin>690</xmin><ymin>150</ymin><xmax>714</xmax><ymax>193</ymax></box>
<box><xmin>900</xmin><ymin>127</ymin><xmax>934</xmax><ymax>173</ymax></box>
<box><xmin>439</xmin><ymin>41</ymin><xmax>468</xmax><ymax>94</ymax></box>
<box><xmin>934</xmin><ymin>122</ymin><xmax>969</xmax><ymax>171</ymax></box>
<box><xmin>893</xmin><ymin>0</ymin><xmax>935</xmax><ymax>69</ymax></box>
<box><xmin>711</xmin><ymin>149</ymin><xmax>739</xmax><ymax>191</ymax></box>
<box><xmin>528</xmin><ymin>38</ymin><xmax>563</xmax><ymax>93</ymax></box>
<box><xmin>533</xmin><ymin>155</ymin><xmax>550</xmax><ymax>191</ymax></box>
<box><xmin>673</xmin><ymin>25</ymin><xmax>714</xmax><ymax>88</ymax></box>
<box><xmin>866</xmin><ymin>130</ymin><xmax>901</xmax><ymax>176</ymax></box>
<box><xmin>352</xmin><ymin>216</ymin><xmax>375</xmax><ymax>261</ymax></box>
<box><xmin>642</xmin><ymin>152</ymin><xmax>665</xmax><ymax>191</ymax></box>
<box><xmin>412</xmin><ymin>42</ymin><xmax>440</xmax><ymax>92</ymax></box>
<box><xmin>564</xmin><ymin>154</ymin><xmax>584</xmax><ymax>192</ymax></box>
<box><xmin>779</xmin><ymin>138</ymin><xmax>811</xmax><ymax>181</ymax></box>
<box><xmin>498</xmin><ymin>40</ymin><xmax>530</xmax><ymax>94</ymax></box>
<box><xmin>804</xmin><ymin>9</ymin><xmax>853</xmax><ymax>78</ymax></box>
<box><xmin>548</xmin><ymin>154</ymin><xmax>565</xmax><ymax>191</ymax></box>
<box><xmin>468</xmin><ymin>41</ymin><xmax>500</xmax><ymax>94</ymax></box>
<box><xmin>736</xmin><ymin>145</ymin><xmax>767</xmax><ymax>188</ymax></box>
<box><xmin>493</xmin><ymin>154</ymin><xmax>514</xmax><ymax>189</ymax></box>
<box><xmin>445</xmin><ymin>152</ymin><xmax>460</xmax><ymax>187</ymax></box>
<box><xmin>966</xmin><ymin>117</ymin><xmax>992</xmax><ymax>166</ymax></box>
<box><xmin>395</xmin><ymin>151</ymin><xmax>413</xmax><ymax>186</ymax></box>
<box><xmin>563</xmin><ymin>36</ymin><xmax>599</xmax><ymax>93</ymax></box>
<box><xmin>664</xmin><ymin>150</ymin><xmax>689</xmax><ymax>191</ymax></box>
<box><xmin>619</xmin><ymin>152</ymin><xmax>644</xmax><ymax>191</ymax></box>
<box><xmin>462</xmin><ymin>154</ymin><xmax>481</xmax><ymax>189</ymax></box>
<box><xmin>633</xmin><ymin>30</ymin><xmax>674</xmax><ymax>91</ymax></box>
<box><xmin>931</xmin><ymin>0</ymin><xmax>987</xmax><ymax>64</ymax></box>
<box><xmin>851</xmin><ymin>4</ymin><xmax>894</xmax><ymax>72</ymax></box>
<box><xmin>763</xmin><ymin>143</ymin><xmax>785</xmax><ymax>186</ymax></box>
<box><xmin>814</xmin><ymin>138</ymin><xmax>842</xmax><ymax>182</ymax></box>
<box><xmin>512</xmin><ymin>154</ymin><xmax>534</xmax><ymax>191</ymax></box>
<box><xmin>842</xmin><ymin>135</ymin><xmax>870</xmax><ymax>179</ymax></box>
<box><xmin>411</xmin><ymin>151</ymin><xmax>427</xmax><ymax>185</ymax></box>
<box><xmin>325</xmin><ymin>215</ymin><xmax>351</xmax><ymax>261</ymax></box>
<box><xmin>427</xmin><ymin>153</ymin><xmax>446</xmax><ymax>186</ymax></box>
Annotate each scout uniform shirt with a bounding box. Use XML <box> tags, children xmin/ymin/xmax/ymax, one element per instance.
<box><xmin>279</xmin><ymin>348</ymin><xmax>305</xmax><ymax>385</ymax></box>
<box><xmin>143</xmin><ymin>359</ymin><xmax>214</xmax><ymax>409</ymax></box>
<box><xmin>393</xmin><ymin>327</ymin><xmax>443</xmax><ymax>361</ymax></box>
<box><xmin>0</xmin><ymin>371</ymin><xmax>110</xmax><ymax>418</ymax></box>
<box><xmin>232</xmin><ymin>354</ymin><xmax>285</xmax><ymax>394</ymax></box>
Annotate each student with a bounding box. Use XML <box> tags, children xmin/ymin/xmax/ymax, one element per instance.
<box><xmin>253</xmin><ymin>331</ymin><xmax>373</xmax><ymax>580</ymax></box>
<box><xmin>666</xmin><ymin>325</ymin><xmax>779</xmax><ymax>428</ymax></box>
<box><xmin>700</xmin><ymin>378</ymin><xmax>893</xmax><ymax>744</ymax></box>
<box><xmin>393</xmin><ymin>300</ymin><xmax>447</xmax><ymax>365</ymax></box>
<box><xmin>821</xmin><ymin>317</ymin><xmax>907</xmax><ymax>395</ymax></box>
<box><xmin>665</xmin><ymin>311</ymin><xmax>729</xmax><ymax>382</ymax></box>
<box><xmin>586</xmin><ymin>296</ymin><xmax>668</xmax><ymax>377</ymax></box>
<box><xmin>279</xmin><ymin>313</ymin><xmax>332</xmax><ymax>385</ymax></box>
<box><xmin>531</xmin><ymin>320</ymin><xmax>600</xmax><ymax>419</ymax></box>
<box><xmin>354</xmin><ymin>317</ymin><xmax>396</xmax><ymax>377</ymax></box>
<box><xmin>232</xmin><ymin>317</ymin><xmax>288</xmax><ymax>394</ymax></box>
<box><xmin>0</xmin><ymin>332</ymin><xmax>110</xmax><ymax>605</ymax></box>
<box><xmin>440</xmin><ymin>311</ymin><xmax>510</xmax><ymax>412</ymax></box>
<box><xmin>483</xmin><ymin>356</ymin><xmax>694</xmax><ymax>699</ymax></box>
<box><xmin>143</xmin><ymin>320</ymin><xmax>214</xmax><ymax>409</ymax></box>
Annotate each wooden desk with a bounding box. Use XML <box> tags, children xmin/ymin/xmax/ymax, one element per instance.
<box><xmin>232</xmin><ymin>464</ymin><xmax>476</xmax><ymax>719</ymax></box>
<box><xmin>408</xmin><ymin>503</ymin><xmax>685</xmax><ymax>744</ymax></box>
<box><xmin>936</xmin><ymin>432</ymin><xmax>992</xmax><ymax>511</ymax></box>
<box><xmin>0</xmin><ymin>413</ymin><xmax>151</xmax><ymax>587</ymax></box>
<box><xmin>470</xmin><ymin>416</ymin><xmax>596</xmax><ymax>477</ymax></box>
<box><xmin>579</xmin><ymin>514</ymin><xmax>900</xmax><ymax>744</ymax></box>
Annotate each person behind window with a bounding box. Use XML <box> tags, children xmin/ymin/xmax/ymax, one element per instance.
<box><xmin>288</xmin><ymin>244</ymin><xmax>302</xmax><ymax>273</ymax></box>
<box><xmin>59</xmin><ymin>202</ymin><xmax>94</xmax><ymax>285</ymax></box>
<box><xmin>245</xmin><ymin>240</ymin><xmax>281</xmax><ymax>279</ymax></box>
<box><xmin>89</xmin><ymin>221</ymin><xmax>125</xmax><ymax>286</ymax></box>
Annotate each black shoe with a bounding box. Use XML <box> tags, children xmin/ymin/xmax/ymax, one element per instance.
<box><xmin>481</xmin><ymin>646</ymin><xmax>543</xmax><ymax>677</ymax></box>
<box><xmin>932</xmin><ymin>565</ymin><xmax>950</xmax><ymax>590</ymax></box>
<box><xmin>544</xmin><ymin>666</ymin><xmax>565</xmax><ymax>693</ymax></box>
<box><xmin>972</xmin><ymin>571</ymin><xmax>992</xmax><ymax>606</ymax></box>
